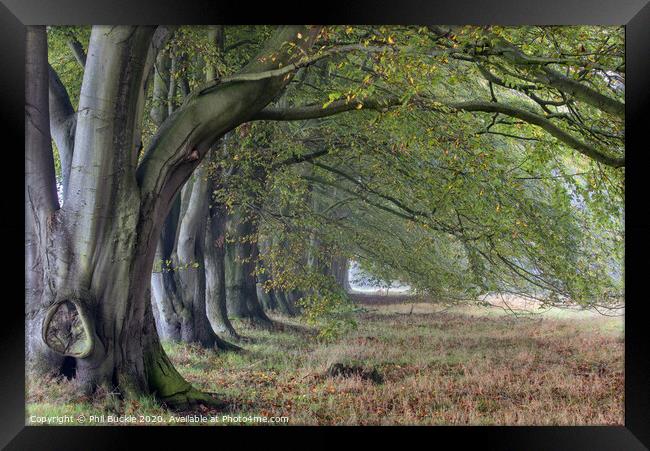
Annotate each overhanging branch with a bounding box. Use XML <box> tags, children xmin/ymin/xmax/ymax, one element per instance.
<box><xmin>445</xmin><ymin>100</ymin><xmax>624</xmax><ymax>167</ymax></box>
<box><xmin>254</xmin><ymin>94</ymin><xmax>624</xmax><ymax>168</ymax></box>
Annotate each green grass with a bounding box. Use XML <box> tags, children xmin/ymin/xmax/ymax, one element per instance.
<box><xmin>26</xmin><ymin>303</ymin><xmax>624</xmax><ymax>425</ymax></box>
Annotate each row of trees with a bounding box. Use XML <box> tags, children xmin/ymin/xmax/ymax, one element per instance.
<box><xmin>26</xmin><ymin>25</ymin><xmax>624</xmax><ymax>408</ymax></box>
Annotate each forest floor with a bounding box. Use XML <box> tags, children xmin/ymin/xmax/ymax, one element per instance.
<box><xmin>27</xmin><ymin>296</ymin><xmax>624</xmax><ymax>426</ymax></box>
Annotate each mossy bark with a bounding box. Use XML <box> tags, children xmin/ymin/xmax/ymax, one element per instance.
<box><xmin>143</xmin><ymin>300</ymin><xmax>225</xmax><ymax>409</ymax></box>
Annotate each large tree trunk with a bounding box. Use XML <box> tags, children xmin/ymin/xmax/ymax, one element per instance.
<box><xmin>26</xmin><ymin>26</ymin><xmax>204</xmax><ymax>404</ymax></box>
<box><xmin>224</xmin><ymin>207</ymin><xmax>271</xmax><ymax>325</ymax></box>
<box><xmin>151</xmin><ymin>193</ymin><xmax>183</xmax><ymax>340</ymax></box>
<box><xmin>36</xmin><ymin>26</ymin><xmax>203</xmax><ymax>403</ymax></box>
<box><xmin>26</xmin><ymin>25</ymin><xmax>321</xmax><ymax>407</ymax></box>
<box><xmin>168</xmin><ymin>166</ymin><xmax>211</xmax><ymax>344</ymax></box>
<box><xmin>25</xmin><ymin>26</ymin><xmax>64</xmax><ymax>376</ymax></box>
<box><xmin>205</xmin><ymin>187</ymin><xmax>239</xmax><ymax>339</ymax></box>
<box><xmin>152</xmin><ymin>163</ymin><xmax>239</xmax><ymax>349</ymax></box>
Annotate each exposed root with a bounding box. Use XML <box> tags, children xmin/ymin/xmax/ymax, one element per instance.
<box><xmin>160</xmin><ymin>388</ymin><xmax>227</xmax><ymax>411</ymax></box>
<box><xmin>145</xmin><ymin>337</ymin><xmax>228</xmax><ymax>411</ymax></box>
<box><xmin>214</xmin><ymin>336</ymin><xmax>242</xmax><ymax>352</ymax></box>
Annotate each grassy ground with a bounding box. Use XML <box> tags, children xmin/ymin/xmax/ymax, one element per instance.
<box><xmin>27</xmin><ymin>299</ymin><xmax>624</xmax><ymax>426</ymax></box>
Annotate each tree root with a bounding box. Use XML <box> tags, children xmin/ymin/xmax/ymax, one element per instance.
<box><xmin>214</xmin><ymin>335</ymin><xmax>242</xmax><ymax>352</ymax></box>
<box><xmin>160</xmin><ymin>387</ymin><xmax>227</xmax><ymax>411</ymax></box>
<box><xmin>245</xmin><ymin>315</ymin><xmax>275</xmax><ymax>330</ymax></box>
<box><xmin>145</xmin><ymin>337</ymin><xmax>228</xmax><ymax>411</ymax></box>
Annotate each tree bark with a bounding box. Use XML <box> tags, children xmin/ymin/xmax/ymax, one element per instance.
<box><xmin>46</xmin><ymin>26</ymin><xmax>175</xmax><ymax>398</ymax></box>
<box><xmin>47</xmin><ymin>64</ymin><xmax>75</xmax><ymax>201</ymax></box>
<box><xmin>151</xmin><ymin>162</ymin><xmax>239</xmax><ymax>350</ymax></box>
<box><xmin>149</xmin><ymin>26</ymin><xmax>240</xmax><ymax>347</ymax></box>
<box><xmin>151</xmin><ymin>192</ymin><xmax>183</xmax><ymax>340</ymax></box>
<box><xmin>225</xmin><ymin>207</ymin><xmax>271</xmax><ymax>325</ymax></box>
<box><xmin>66</xmin><ymin>36</ymin><xmax>86</xmax><ymax>68</ymax></box>
<box><xmin>26</xmin><ymin>26</ymin><xmax>63</xmax><ymax>375</ymax></box>
<box><xmin>330</xmin><ymin>254</ymin><xmax>350</xmax><ymax>292</ymax></box>
<box><xmin>173</xmin><ymin>163</ymin><xmax>236</xmax><ymax>347</ymax></box>
<box><xmin>205</xmin><ymin>194</ymin><xmax>240</xmax><ymax>339</ymax></box>
<box><xmin>150</xmin><ymin>48</ymin><xmax>171</xmax><ymax>126</ymax></box>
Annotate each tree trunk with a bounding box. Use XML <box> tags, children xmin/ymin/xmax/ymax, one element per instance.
<box><xmin>169</xmin><ymin>166</ymin><xmax>216</xmax><ymax>345</ymax></box>
<box><xmin>272</xmin><ymin>291</ymin><xmax>292</xmax><ymax>315</ymax></box>
<box><xmin>148</xmin><ymin>31</ymin><xmax>237</xmax><ymax>350</ymax></box>
<box><xmin>205</xmin><ymin>197</ymin><xmax>239</xmax><ymax>339</ymax></box>
<box><xmin>151</xmin><ymin>163</ymin><xmax>238</xmax><ymax>350</ymax></box>
<box><xmin>151</xmin><ymin>192</ymin><xmax>183</xmax><ymax>340</ymax></box>
<box><xmin>224</xmin><ymin>207</ymin><xmax>271</xmax><ymax>325</ymax></box>
<box><xmin>266</xmin><ymin>233</ymin><xmax>300</xmax><ymax>316</ymax></box>
<box><xmin>330</xmin><ymin>255</ymin><xmax>350</xmax><ymax>292</ymax></box>
<box><xmin>25</xmin><ymin>26</ymin><xmax>64</xmax><ymax>376</ymax></box>
<box><xmin>150</xmin><ymin>47</ymin><xmax>170</xmax><ymax>126</ymax></box>
<box><xmin>256</xmin><ymin>255</ymin><xmax>278</xmax><ymax>312</ymax></box>
<box><xmin>26</xmin><ymin>26</ymin><xmax>215</xmax><ymax>406</ymax></box>
<box><xmin>256</xmin><ymin>236</ymin><xmax>285</xmax><ymax>313</ymax></box>
<box><xmin>34</xmin><ymin>26</ymin><xmax>205</xmax><ymax>403</ymax></box>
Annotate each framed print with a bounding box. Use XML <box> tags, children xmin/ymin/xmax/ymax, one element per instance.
<box><xmin>2</xmin><ymin>0</ymin><xmax>649</xmax><ymax>448</ymax></box>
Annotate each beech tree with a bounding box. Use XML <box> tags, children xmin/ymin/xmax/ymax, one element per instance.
<box><xmin>149</xmin><ymin>26</ymin><xmax>240</xmax><ymax>348</ymax></box>
<box><xmin>27</xmin><ymin>24</ymin><xmax>624</xmax><ymax>407</ymax></box>
<box><xmin>27</xmin><ymin>24</ymin><xmax>322</xmax><ymax>407</ymax></box>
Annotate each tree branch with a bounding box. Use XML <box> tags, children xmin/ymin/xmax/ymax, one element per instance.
<box><xmin>253</xmin><ymin>97</ymin><xmax>395</xmax><ymax>121</ymax></box>
<box><xmin>135</xmin><ymin>26</ymin><xmax>324</xmax><ymax>253</ymax></box>
<box><xmin>215</xmin><ymin>44</ymin><xmax>393</xmax><ymax>85</ymax></box>
<box><xmin>255</xmin><ymin>94</ymin><xmax>624</xmax><ymax>168</ymax></box>
<box><xmin>303</xmin><ymin>174</ymin><xmax>416</xmax><ymax>222</ymax></box>
<box><xmin>445</xmin><ymin>100</ymin><xmax>624</xmax><ymax>167</ymax></box>
<box><xmin>48</xmin><ymin>64</ymin><xmax>76</xmax><ymax>200</ymax></box>
<box><xmin>483</xmin><ymin>34</ymin><xmax>624</xmax><ymax>118</ymax></box>
<box><xmin>272</xmin><ymin>148</ymin><xmax>331</xmax><ymax>169</ymax></box>
<box><xmin>67</xmin><ymin>36</ymin><xmax>87</xmax><ymax>68</ymax></box>
<box><xmin>537</xmin><ymin>67</ymin><xmax>625</xmax><ymax>118</ymax></box>
<box><xmin>309</xmin><ymin>160</ymin><xmax>436</xmax><ymax>221</ymax></box>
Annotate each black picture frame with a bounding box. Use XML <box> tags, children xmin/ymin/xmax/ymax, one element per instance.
<box><xmin>2</xmin><ymin>1</ymin><xmax>649</xmax><ymax>448</ymax></box>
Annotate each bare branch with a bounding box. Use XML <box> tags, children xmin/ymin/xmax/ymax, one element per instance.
<box><xmin>215</xmin><ymin>44</ymin><xmax>393</xmax><ymax>85</ymax></box>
